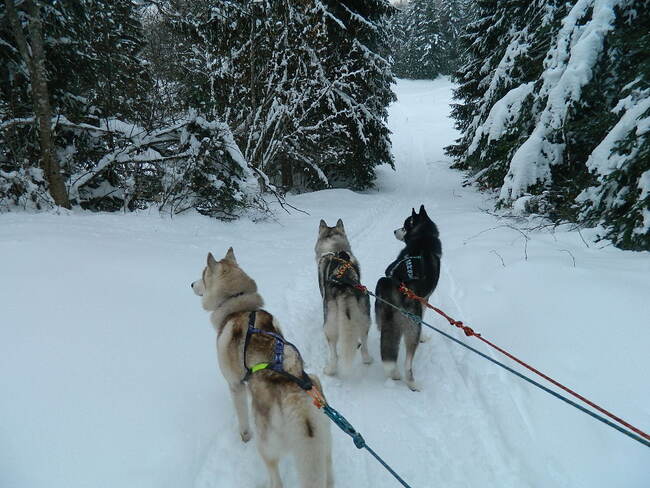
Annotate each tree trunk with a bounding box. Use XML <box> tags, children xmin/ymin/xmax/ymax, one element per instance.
<box><xmin>5</xmin><ymin>0</ymin><xmax>71</xmax><ymax>208</ymax></box>
<box><xmin>281</xmin><ymin>157</ymin><xmax>293</xmax><ymax>189</ymax></box>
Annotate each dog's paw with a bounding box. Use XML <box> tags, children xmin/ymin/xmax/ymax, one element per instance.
<box><xmin>323</xmin><ymin>364</ymin><xmax>337</xmax><ymax>376</ymax></box>
<box><xmin>240</xmin><ymin>430</ymin><xmax>252</xmax><ymax>443</ymax></box>
<box><xmin>419</xmin><ymin>334</ymin><xmax>429</xmax><ymax>343</ymax></box>
<box><xmin>383</xmin><ymin>361</ymin><xmax>401</xmax><ymax>380</ymax></box>
<box><xmin>406</xmin><ymin>380</ymin><xmax>421</xmax><ymax>392</ymax></box>
<box><xmin>362</xmin><ymin>354</ymin><xmax>373</xmax><ymax>365</ymax></box>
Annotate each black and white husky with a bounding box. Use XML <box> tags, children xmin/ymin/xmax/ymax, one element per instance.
<box><xmin>315</xmin><ymin>219</ymin><xmax>372</xmax><ymax>376</ymax></box>
<box><xmin>375</xmin><ymin>205</ymin><xmax>442</xmax><ymax>391</ymax></box>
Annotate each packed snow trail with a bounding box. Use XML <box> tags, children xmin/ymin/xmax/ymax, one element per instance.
<box><xmin>1</xmin><ymin>79</ymin><xmax>648</xmax><ymax>488</ymax></box>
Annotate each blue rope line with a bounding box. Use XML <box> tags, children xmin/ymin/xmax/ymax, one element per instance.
<box><xmin>367</xmin><ymin>289</ymin><xmax>650</xmax><ymax>449</ymax></box>
<box><xmin>322</xmin><ymin>404</ymin><xmax>413</xmax><ymax>488</ymax></box>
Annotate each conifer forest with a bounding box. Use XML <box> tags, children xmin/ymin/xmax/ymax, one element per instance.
<box><xmin>1</xmin><ymin>0</ymin><xmax>648</xmax><ymax>250</ymax></box>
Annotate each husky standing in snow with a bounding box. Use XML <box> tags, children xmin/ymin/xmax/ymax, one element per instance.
<box><xmin>375</xmin><ymin>205</ymin><xmax>442</xmax><ymax>391</ymax></box>
<box><xmin>191</xmin><ymin>248</ymin><xmax>333</xmax><ymax>488</ymax></box>
<box><xmin>315</xmin><ymin>219</ymin><xmax>372</xmax><ymax>376</ymax></box>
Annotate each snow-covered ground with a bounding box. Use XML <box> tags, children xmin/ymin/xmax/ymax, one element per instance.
<box><xmin>1</xmin><ymin>78</ymin><xmax>649</xmax><ymax>488</ymax></box>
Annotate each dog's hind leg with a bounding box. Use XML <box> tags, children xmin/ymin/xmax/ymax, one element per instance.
<box><xmin>403</xmin><ymin>310</ymin><xmax>422</xmax><ymax>391</ymax></box>
<box><xmin>229</xmin><ymin>382</ymin><xmax>252</xmax><ymax>442</ymax></box>
<box><xmin>258</xmin><ymin>446</ymin><xmax>283</xmax><ymax>488</ymax></box>
<box><xmin>357</xmin><ymin>295</ymin><xmax>373</xmax><ymax>365</ymax></box>
<box><xmin>293</xmin><ymin>424</ymin><xmax>330</xmax><ymax>488</ymax></box>
<box><xmin>338</xmin><ymin>295</ymin><xmax>362</xmax><ymax>375</ymax></box>
<box><xmin>323</xmin><ymin>300</ymin><xmax>339</xmax><ymax>376</ymax></box>
<box><xmin>326</xmin><ymin>443</ymin><xmax>334</xmax><ymax>488</ymax></box>
<box><xmin>380</xmin><ymin>319</ymin><xmax>402</xmax><ymax>381</ymax></box>
<box><xmin>379</xmin><ymin>306</ymin><xmax>402</xmax><ymax>381</ymax></box>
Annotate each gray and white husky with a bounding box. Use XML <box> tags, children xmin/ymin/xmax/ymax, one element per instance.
<box><xmin>315</xmin><ymin>219</ymin><xmax>372</xmax><ymax>376</ymax></box>
<box><xmin>192</xmin><ymin>248</ymin><xmax>333</xmax><ymax>488</ymax></box>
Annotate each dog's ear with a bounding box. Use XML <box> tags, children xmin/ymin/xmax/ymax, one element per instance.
<box><xmin>419</xmin><ymin>204</ymin><xmax>428</xmax><ymax>218</ymax></box>
<box><xmin>319</xmin><ymin>219</ymin><xmax>327</xmax><ymax>232</ymax></box>
<box><xmin>336</xmin><ymin>218</ymin><xmax>344</xmax><ymax>231</ymax></box>
<box><xmin>411</xmin><ymin>207</ymin><xmax>417</xmax><ymax>218</ymax></box>
<box><xmin>224</xmin><ymin>247</ymin><xmax>237</xmax><ymax>264</ymax></box>
<box><xmin>207</xmin><ymin>252</ymin><xmax>218</xmax><ymax>269</ymax></box>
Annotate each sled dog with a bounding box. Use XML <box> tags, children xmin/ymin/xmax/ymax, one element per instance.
<box><xmin>315</xmin><ymin>219</ymin><xmax>372</xmax><ymax>376</ymax></box>
<box><xmin>375</xmin><ymin>205</ymin><xmax>442</xmax><ymax>391</ymax></box>
<box><xmin>191</xmin><ymin>248</ymin><xmax>333</xmax><ymax>488</ymax></box>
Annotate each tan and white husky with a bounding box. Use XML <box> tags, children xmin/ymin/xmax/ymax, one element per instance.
<box><xmin>191</xmin><ymin>248</ymin><xmax>333</xmax><ymax>488</ymax></box>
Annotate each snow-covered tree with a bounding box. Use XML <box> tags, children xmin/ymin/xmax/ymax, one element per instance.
<box><xmin>158</xmin><ymin>0</ymin><xmax>394</xmax><ymax>192</ymax></box>
<box><xmin>0</xmin><ymin>0</ymin><xmax>152</xmax><ymax>210</ymax></box>
<box><xmin>447</xmin><ymin>0</ymin><xmax>556</xmax><ymax>183</ymax></box>
<box><xmin>1</xmin><ymin>0</ymin><xmax>71</xmax><ymax>208</ymax></box>
<box><xmin>447</xmin><ymin>0</ymin><xmax>649</xmax><ymax>250</ymax></box>
<box><xmin>2</xmin><ymin>0</ymin><xmax>396</xmax><ymax>216</ymax></box>
<box><xmin>393</xmin><ymin>0</ymin><xmax>446</xmax><ymax>79</ymax></box>
<box><xmin>391</xmin><ymin>0</ymin><xmax>472</xmax><ymax>79</ymax></box>
<box><xmin>437</xmin><ymin>0</ymin><xmax>473</xmax><ymax>72</ymax></box>
<box><xmin>322</xmin><ymin>0</ymin><xmax>396</xmax><ymax>188</ymax></box>
<box><xmin>576</xmin><ymin>0</ymin><xmax>650</xmax><ymax>250</ymax></box>
<box><xmin>1</xmin><ymin>0</ymin><xmax>259</xmax><ymax>216</ymax></box>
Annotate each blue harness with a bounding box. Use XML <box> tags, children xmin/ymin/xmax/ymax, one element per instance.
<box><xmin>241</xmin><ymin>311</ymin><xmax>313</xmax><ymax>391</ymax></box>
<box><xmin>385</xmin><ymin>255</ymin><xmax>423</xmax><ymax>281</ymax></box>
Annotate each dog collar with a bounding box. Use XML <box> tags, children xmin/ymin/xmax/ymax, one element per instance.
<box><xmin>216</xmin><ymin>291</ymin><xmax>245</xmax><ymax>309</ymax></box>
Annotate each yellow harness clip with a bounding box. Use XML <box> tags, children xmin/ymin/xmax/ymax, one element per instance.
<box><xmin>250</xmin><ymin>362</ymin><xmax>270</xmax><ymax>373</ymax></box>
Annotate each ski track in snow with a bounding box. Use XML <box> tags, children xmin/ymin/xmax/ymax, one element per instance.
<box><xmin>1</xmin><ymin>78</ymin><xmax>649</xmax><ymax>488</ymax></box>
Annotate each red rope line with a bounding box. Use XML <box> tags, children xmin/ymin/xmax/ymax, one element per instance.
<box><xmin>396</xmin><ymin>284</ymin><xmax>650</xmax><ymax>443</ymax></box>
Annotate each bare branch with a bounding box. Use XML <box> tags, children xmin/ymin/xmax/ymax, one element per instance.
<box><xmin>490</xmin><ymin>250</ymin><xmax>506</xmax><ymax>267</ymax></box>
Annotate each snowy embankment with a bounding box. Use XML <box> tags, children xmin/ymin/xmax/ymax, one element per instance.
<box><xmin>1</xmin><ymin>78</ymin><xmax>648</xmax><ymax>488</ymax></box>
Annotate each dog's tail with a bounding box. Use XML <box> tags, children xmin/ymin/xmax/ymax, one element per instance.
<box><xmin>337</xmin><ymin>296</ymin><xmax>359</xmax><ymax>375</ymax></box>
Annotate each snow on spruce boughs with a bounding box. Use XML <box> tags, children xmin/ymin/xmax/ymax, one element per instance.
<box><xmin>2</xmin><ymin>0</ymin><xmax>395</xmax><ymax>216</ymax></box>
<box><xmin>499</xmin><ymin>0</ymin><xmax>623</xmax><ymax>202</ymax></box>
<box><xmin>161</xmin><ymin>0</ymin><xmax>395</xmax><ymax>192</ymax></box>
<box><xmin>448</xmin><ymin>0</ymin><xmax>650</xmax><ymax>250</ymax></box>
<box><xmin>391</xmin><ymin>0</ymin><xmax>472</xmax><ymax>79</ymax></box>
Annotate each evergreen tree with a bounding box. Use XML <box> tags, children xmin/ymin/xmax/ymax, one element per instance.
<box><xmin>321</xmin><ymin>0</ymin><xmax>396</xmax><ymax>188</ymax></box>
<box><xmin>0</xmin><ymin>0</ymin><xmax>152</xmax><ymax>210</ymax></box>
<box><xmin>391</xmin><ymin>0</ymin><xmax>472</xmax><ymax>79</ymax></box>
<box><xmin>436</xmin><ymin>0</ymin><xmax>471</xmax><ymax>73</ymax></box>
<box><xmin>1</xmin><ymin>0</ymin><xmax>72</xmax><ymax>208</ymax></box>
<box><xmin>1</xmin><ymin>0</ymin><xmax>256</xmax><ymax>216</ymax></box>
<box><xmin>447</xmin><ymin>0</ymin><xmax>553</xmax><ymax>185</ymax></box>
<box><xmin>447</xmin><ymin>0</ymin><xmax>650</xmax><ymax>250</ymax></box>
<box><xmin>158</xmin><ymin>0</ymin><xmax>395</xmax><ymax>192</ymax></box>
<box><xmin>577</xmin><ymin>0</ymin><xmax>650</xmax><ymax>250</ymax></box>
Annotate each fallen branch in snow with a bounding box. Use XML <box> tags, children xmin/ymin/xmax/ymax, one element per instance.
<box><xmin>490</xmin><ymin>249</ymin><xmax>506</xmax><ymax>267</ymax></box>
<box><xmin>559</xmin><ymin>249</ymin><xmax>576</xmax><ymax>268</ymax></box>
<box><xmin>464</xmin><ymin>223</ymin><xmax>529</xmax><ymax>261</ymax></box>
<box><xmin>504</xmin><ymin>224</ymin><xmax>529</xmax><ymax>261</ymax></box>
<box><xmin>576</xmin><ymin>227</ymin><xmax>591</xmax><ymax>249</ymax></box>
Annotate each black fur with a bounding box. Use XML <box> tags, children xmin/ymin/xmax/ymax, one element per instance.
<box><xmin>375</xmin><ymin>205</ymin><xmax>442</xmax><ymax>386</ymax></box>
<box><xmin>385</xmin><ymin>205</ymin><xmax>441</xmax><ymax>297</ymax></box>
